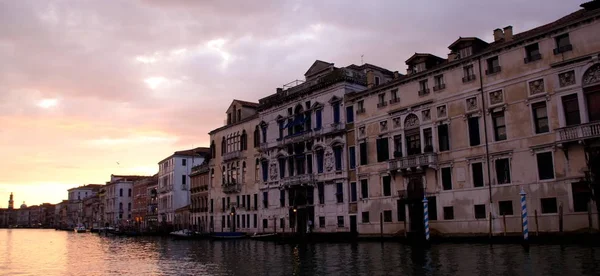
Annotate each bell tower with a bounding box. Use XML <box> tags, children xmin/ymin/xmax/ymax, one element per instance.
<box><xmin>8</xmin><ymin>192</ymin><xmax>14</xmax><ymax>210</ymax></box>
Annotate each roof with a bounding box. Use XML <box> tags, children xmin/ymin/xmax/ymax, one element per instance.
<box><xmin>67</xmin><ymin>184</ymin><xmax>104</xmax><ymax>192</ymax></box>
<box><xmin>346</xmin><ymin>63</ymin><xmax>397</xmax><ymax>77</ymax></box>
<box><xmin>405</xmin><ymin>53</ymin><xmax>445</xmax><ymax>65</ymax></box>
<box><xmin>448</xmin><ymin>37</ymin><xmax>489</xmax><ymax>51</ymax></box>
<box><xmin>233</xmin><ymin>99</ymin><xmax>259</xmax><ymax>108</ymax></box>
<box><xmin>158</xmin><ymin>147</ymin><xmax>211</xmax><ymax>164</ymax></box>
<box><xmin>304</xmin><ymin>60</ymin><xmax>335</xmax><ymax>77</ymax></box>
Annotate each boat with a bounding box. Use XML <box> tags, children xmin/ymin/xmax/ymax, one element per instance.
<box><xmin>170</xmin><ymin>229</ymin><xmax>196</xmax><ymax>239</ymax></box>
<box><xmin>74</xmin><ymin>225</ymin><xmax>87</xmax><ymax>233</ymax></box>
<box><xmin>211</xmin><ymin>232</ymin><xmax>247</xmax><ymax>240</ymax></box>
<box><xmin>249</xmin><ymin>233</ymin><xmax>279</xmax><ymax>241</ymax></box>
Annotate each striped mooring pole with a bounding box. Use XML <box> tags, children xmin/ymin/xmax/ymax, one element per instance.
<box><xmin>520</xmin><ymin>188</ymin><xmax>528</xmax><ymax>241</ymax></box>
<box><xmin>423</xmin><ymin>197</ymin><xmax>430</xmax><ymax>241</ymax></box>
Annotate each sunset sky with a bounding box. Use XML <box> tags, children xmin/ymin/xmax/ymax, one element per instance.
<box><xmin>0</xmin><ymin>0</ymin><xmax>581</xmax><ymax>207</ymax></box>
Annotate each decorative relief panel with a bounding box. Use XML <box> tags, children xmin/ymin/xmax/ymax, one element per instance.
<box><xmin>269</xmin><ymin>163</ymin><xmax>278</xmax><ymax>180</ymax></box>
<box><xmin>559</xmin><ymin>70</ymin><xmax>575</xmax><ymax>87</ymax></box>
<box><xmin>529</xmin><ymin>79</ymin><xmax>545</xmax><ymax>95</ymax></box>
<box><xmin>358</xmin><ymin>126</ymin><xmax>366</xmax><ymax>138</ymax></box>
<box><xmin>422</xmin><ymin>109</ymin><xmax>431</xmax><ymax>122</ymax></box>
<box><xmin>436</xmin><ymin>105</ymin><xmax>447</xmax><ymax>118</ymax></box>
<box><xmin>404</xmin><ymin>114</ymin><xmax>419</xmax><ymax>129</ymax></box>
<box><xmin>489</xmin><ymin>90</ymin><xmax>503</xmax><ymax>105</ymax></box>
<box><xmin>392</xmin><ymin>117</ymin><xmax>401</xmax><ymax>128</ymax></box>
<box><xmin>466</xmin><ymin>97</ymin><xmax>477</xmax><ymax>111</ymax></box>
<box><xmin>324</xmin><ymin>150</ymin><xmax>334</xmax><ymax>172</ymax></box>
<box><xmin>379</xmin><ymin>120</ymin><xmax>388</xmax><ymax>132</ymax></box>
<box><xmin>583</xmin><ymin>64</ymin><xmax>600</xmax><ymax>86</ymax></box>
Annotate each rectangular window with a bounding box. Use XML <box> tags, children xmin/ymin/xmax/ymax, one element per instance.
<box><xmin>376</xmin><ymin>137</ymin><xmax>389</xmax><ymax>162</ymax></box>
<box><xmin>498</xmin><ymin>200</ymin><xmax>513</xmax><ymax>216</ymax></box>
<box><xmin>393</xmin><ymin>135</ymin><xmax>402</xmax><ymax>158</ymax></box>
<box><xmin>423</xmin><ymin>128</ymin><xmax>433</xmax><ymax>152</ymax></box>
<box><xmin>362</xmin><ymin>211</ymin><xmax>370</xmax><ymax>223</ymax></box>
<box><xmin>532</xmin><ymin>102</ymin><xmax>549</xmax><ymax>133</ymax></box>
<box><xmin>307</xmin><ymin>187</ymin><xmax>314</xmax><ymax>205</ymax></box>
<box><xmin>222</xmin><ymin>215</ymin><xmax>225</xmax><ymax>228</ymax></box>
<box><xmin>182</xmin><ymin>159</ymin><xmax>187</xmax><ymax>166</ymax></box>
<box><xmin>562</xmin><ymin>94</ymin><xmax>581</xmax><ymax>126</ymax></box>
<box><xmin>554</xmin><ymin>33</ymin><xmax>572</xmax><ymax>54</ymax></box>
<box><xmin>254</xmin><ymin>214</ymin><xmax>257</xmax><ymax>228</ymax></box>
<box><xmin>315</xmin><ymin>109</ymin><xmax>322</xmax><ymax>130</ymax></box>
<box><xmin>397</xmin><ymin>200</ymin><xmax>406</xmax><ymax>221</ymax></box>
<box><xmin>375</xmin><ymin>76</ymin><xmax>380</xmax><ymax>86</ymax></box>
<box><xmin>434</xmin><ymin>75</ymin><xmax>445</xmax><ymax>91</ymax></box>
<box><xmin>319</xmin><ymin>216</ymin><xmax>325</xmax><ymax>228</ymax></box>
<box><xmin>316</xmin><ymin>149</ymin><xmax>324</xmax><ymax>173</ymax></box>
<box><xmin>382</xmin><ymin>175</ymin><xmax>391</xmax><ymax>196</ymax></box>
<box><xmin>536</xmin><ymin>152</ymin><xmax>555</xmax><ymax>180</ymax></box>
<box><xmin>278</xmin><ymin>121</ymin><xmax>284</xmax><ymax>139</ymax></box>
<box><xmin>472</xmin><ymin>163</ymin><xmax>484</xmax><ymax>187</ymax></box>
<box><xmin>588</xmin><ymin>91</ymin><xmax>600</xmax><ymax>122</ymax></box>
<box><xmin>486</xmin><ymin>56</ymin><xmax>501</xmax><ymax>74</ymax></box>
<box><xmin>306</xmin><ymin>154</ymin><xmax>313</xmax><ymax>174</ymax></box>
<box><xmin>317</xmin><ymin>182</ymin><xmax>325</xmax><ymax>204</ymax></box>
<box><xmin>350</xmin><ymin>182</ymin><xmax>357</xmax><ymax>202</ymax></box>
<box><xmin>261</xmin><ymin>160</ymin><xmax>269</xmax><ymax>182</ymax></box>
<box><xmin>572</xmin><ymin>182</ymin><xmax>592</xmax><ymax>212</ymax></box>
<box><xmin>463</xmin><ymin>65</ymin><xmax>475</xmax><ymax>82</ymax></box>
<box><xmin>288</xmin><ymin>156</ymin><xmax>295</xmax><ymax>176</ymax></box>
<box><xmin>441</xmin><ymin>167</ymin><xmax>452</xmax><ymax>190</ymax></box>
<box><xmin>419</xmin><ymin>80</ymin><xmax>429</xmax><ymax>96</ymax></box>
<box><xmin>541</xmin><ymin>198</ymin><xmax>558</xmax><ymax>214</ymax></box>
<box><xmin>492</xmin><ymin>111</ymin><xmax>507</xmax><ymax>141</ymax></box>
<box><xmin>443</xmin><ymin>206</ymin><xmax>454</xmax><ymax>220</ymax></box>
<box><xmin>262</xmin><ymin>219</ymin><xmax>268</xmax><ymax>229</ymax></box>
<box><xmin>383</xmin><ymin>210</ymin><xmax>392</xmax><ymax>222</ymax></box>
<box><xmin>222</xmin><ymin>198</ymin><xmax>225</xmax><ymax>212</ymax></box>
<box><xmin>211</xmin><ymin>199</ymin><xmax>214</xmax><ymax>213</ymax></box>
<box><xmin>346</xmin><ymin>106</ymin><xmax>354</xmax><ymax>123</ymax></box>
<box><xmin>263</xmin><ymin>191</ymin><xmax>268</xmax><ymax>208</ymax></box>
<box><xmin>261</xmin><ymin>126</ymin><xmax>267</xmax><ymax>143</ymax></box>
<box><xmin>182</xmin><ymin>175</ymin><xmax>186</xmax><ymax>185</ymax></box>
<box><xmin>468</xmin><ymin>117</ymin><xmax>481</xmax><ymax>146</ymax></box>
<box><xmin>280</xmin><ymin>190</ymin><xmax>285</xmax><ymax>207</ymax></box>
<box><xmin>359</xmin><ymin>142</ymin><xmax>368</xmax><ymax>165</ymax></box>
<box><xmin>242</xmin><ymin>195</ymin><xmax>246</xmax><ymax>208</ymax></box>
<box><xmin>337</xmin><ymin>216</ymin><xmax>344</xmax><ymax>227</ymax></box>
<box><xmin>360</xmin><ymin>179</ymin><xmax>368</xmax><ymax>199</ymax></box>
<box><xmin>333</xmin><ymin>102</ymin><xmax>340</xmax><ymax>124</ymax></box>
<box><xmin>336</xmin><ymin>183</ymin><xmax>343</xmax><ymax>203</ymax></box>
<box><xmin>349</xmin><ymin>146</ymin><xmax>356</xmax><ymax>169</ymax></box>
<box><xmin>438</xmin><ymin>124</ymin><xmax>450</xmax><ymax>151</ymax></box>
<box><xmin>525</xmin><ymin>43</ymin><xmax>541</xmax><ymax>63</ymax></box>
<box><xmin>495</xmin><ymin>158</ymin><xmax>511</xmax><ymax>184</ymax></box>
<box><xmin>334</xmin><ymin>146</ymin><xmax>343</xmax><ymax>171</ymax></box>
<box><xmin>227</xmin><ymin>216</ymin><xmax>230</xmax><ymax>228</ymax></box>
<box><xmin>278</xmin><ymin>158</ymin><xmax>286</xmax><ymax>179</ymax></box>
<box><xmin>378</xmin><ymin>93</ymin><xmax>387</xmax><ymax>107</ymax></box>
<box><xmin>242</xmin><ymin>214</ymin><xmax>246</xmax><ymax>228</ymax></box>
<box><xmin>474</xmin><ymin>204</ymin><xmax>486</xmax><ymax>219</ymax></box>
<box><xmin>427</xmin><ymin>196</ymin><xmax>437</xmax><ymax>220</ymax></box>
<box><xmin>390</xmin><ymin>89</ymin><xmax>399</xmax><ymax>103</ymax></box>
<box><xmin>357</xmin><ymin>100</ymin><xmax>365</xmax><ymax>113</ymax></box>
<box><xmin>280</xmin><ymin>218</ymin><xmax>285</xmax><ymax>229</ymax></box>
<box><xmin>254</xmin><ymin>194</ymin><xmax>257</xmax><ymax>210</ymax></box>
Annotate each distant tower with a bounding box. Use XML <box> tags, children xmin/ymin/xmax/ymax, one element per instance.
<box><xmin>8</xmin><ymin>192</ymin><xmax>14</xmax><ymax>210</ymax></box>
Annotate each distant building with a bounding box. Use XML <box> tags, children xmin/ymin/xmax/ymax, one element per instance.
<box><xmin>132</xmin><ymin>174</ymin><xmax>157</xmax><ymax>230</ymax></box>
<box><xmin>146</xmin><ymin>176</ymin><xmax>159</xmax><ymax>231</ymax></box>
<box><xmin>104</xmin><ymin>175</ymin><xmax>148</xmax><ymax>226</ymax></box>
<box><xmin>189</xmin><ymin>158</ymin><xmax>211</xmax><ymax>232</ymax></box>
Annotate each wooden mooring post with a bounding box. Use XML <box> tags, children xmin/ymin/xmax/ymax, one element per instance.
<box><xmin>534</xmin><ymin>210</ymin><xmax>539</xmax><ymax>236</ymax></box>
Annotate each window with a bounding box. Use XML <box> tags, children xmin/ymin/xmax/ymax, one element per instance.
<box><xmin>357</xmin><ymin>100</ymin><xmax>365</xmax><ymax>113</ymax></box>
<box><xmin>336</xmin><ymin>183</ymin><xmax>343</xmax><ymax>203</ymax></box>
<box><xmin>383</xmin><ymin>210</ymin><xmax>392</xmax><ymax>222</ymax></box>
<box><xmin>495</xmin><ymin>158</ymin><xmax>511</xmax><ymax>184</ymax></box>
<box><xmin>554</xmin><ymin>33</ymin><xmax>572</xmax><ymax>54</ymax></box>
<box><xmin>346</xmin><ymin>106</ymin><xmax>354</xmax><ymax>123</ymax></box>
<box><xmin>280</xmin><ymin>190</ymin><xmax>285</xmax><ymax>207</ymax></box>
<box><xmin>378</xmin><ymin>93</ymin><xmax>387</xmax><ymax>107</ymax></box>
<box><xmin>541</xmin><ymin>198</ymin><xmax>558</xmax><ymax>214</ymax></box>
<box><xmin>280</xmin><ymin>218</ymin><xmax>285</xmax><ymax>229</ymax></box>
<box><xmin>532</xmin><ymin>102</ymin><xmax>549</xmax><ymax>133</ymax></box>
<box><xmin>472</xmin><ymin>163</ymin><xmax>484</xmax><ymax>187</ymax></box>
<box><xmin>307</xmin><ymin>187</ymin><xmax>314</xmax><ymax>205</ymax></box>
<box><xmin>306</xmin><ymin>154</ymin><xmax>313</xmax><ymax>174</ymax></box>
<box><xmin>419</xmin><ymin>80</ymin><xmax>429</xmax><ymax>96</ymax></box>
<box><xmin>334</xmin><ymin>146</ymin><xmax>343</xmax><ymax>171</ymax></box>
<box><xmin>254</xmin><ymin>214</ymin><xmax>257</xmax><ymax>228</ymax></box>
<box><xmin>406</xmin><ymin>130</ymin><xmax>421</xmax><ymax>156</ymax></box>
<box><xmin>242</xmin><ymin>215</ymin><xmax>246</xmax><ymax>228</ymax></box>
<box><xmin>319</xmin><ymin>216</ymin><xmax>325</xmax><ymax>228</ymax></box>
<box><xmin>211</xmin><ymin>199</ymin><xmax>214</xmax><ymax>213</ymax></box>
<box><xmin>317</xmin><ymin>182</ymin><xmax>324</xmax><ymax>204</ymax></box>
<box><xmin>423</xmin><ymin>128</ymin><xmax>433</xmax><ymax>152</ymax></box>
<box><xmin>316</xmin><ymin>149</ymin><xmax>324</xmax><ymax>173</ymax></box>
<box><xmin>438</xmin><ymin>124</ymin><xmax>450</xmax><ymax>151</ymax></box>
<box><xmin>562</xmin><ymin>94</ymin><xmax>581</xmax><ymax>126</ymax></box>
<box><xmin>337</xmin><ymin>216</ymin><xmax>344</xmax><ymax>227</ymax></box>
<box><xmin>443</xmin><ymin>206</ymin><xmax>454</xmax><ymax>220</ymax></box>
<box><xmin>376</xmin><ymin>138</ymin><xmax>389</xmax><ymax>162</ymax></box>
<box><xmin>261</xmin><ymin>126</ymin><xmax>267</xmax><ymax>143</ymax></box>
<box><xmin>468</xmin><ymin>117</ymin><xmax>481</xmax><ymax>146</ymax></box>
<box><xmin>350</xmin><ymin>182</ymin><xmax>357</xmax><ymax>202</ymax></box>
<box><xmin>349</xmin><ymin>146</ymin><xmax>356</xmax><ymax>169</ymax></box>
<box><xmin>498</xmin><ymin>200</ymin><xmax>513</xmax><ymax>216</ymax></box>
<box><xmin>397</xmin><ymin>200</ymin><xmax>406</xmax><ymax>221</ymax></box>
<box><xmin>182</xmin><ymin>175</ymin><xmax>186</xmax><ymax>186</ymax></box>
<box><xmin>253</xmin><ymin>126</ymin><xmax>260</xmax><ymax>147</ymax></box>
<box><xmin>359</xmin><ymin>142</ymin><xmax>368</xmax><ymax>165</ymax></box>
<box><xmin>128</xmin><ymin>189</ymin><xmax>132</xmax><ymax>197</ymax></box>
<box><xmin>525</xmin><ymin>43</ymin><xmax>541</xmax><ymax>63</ymax></box>
<box><xmin>362</xmin><ymin>211</ymin><xmax>370</xmax><ymax>223</ymax></box>
<box><xmin>393</xmin><ymin>135</ymin><xmax>402</xmax><ymax>158</ymax></box>
<box><xmin>459</xmin><ymin>46</ymin><xmax>472</xmax><ymax>58</ymax></box>
<box><xmin>278</xmin><ymin>158</ymin><xmax>286</xmax><ymax>179</ymax></box>
<box><xmin>572</xmin><ymin>182</ymin><xmax>592</xmax><ymax>212</ymax></box>
<box><xmin>222</xmin><ymin>198</ymin><xmax>225</xmax><ymax>212</ymax></box>
<box><xmin>227</xmin><ymin>216</ymin><xmax>230</xmax><ymax>228</ymax></box>
<box><xmin>486</xmin><ymin>56</ymin><xmax>501</xmax><ymax>75</ymax></box>
<box><xmin>390</xmin><ymin>89</ymin><xmax>399</xmax><ymax>103</ymax></box>
<box><xmin>588</xmin><ymin>90</ymin><xmax>600</xmax><ymax>122</ymax></box>
<box><xmin>278</xmin><ymin>120</ymin><xmax>284</xmax><ymax>140</ymax></box>
<box><xmin>262</xmin><ymin>191</ymin><xmax>268</xmax><ymax>208</ymax></box>
<box><xmin>434</xmin><ymin>75</ymin><xmax>445</xmax><ymax>91</ymax></box>
<box><xmin>127</xmin><ymin>202</ymin><xmax>131</xmax><ymax>211</ymax></box>
<box><xmin>333</xmin><ymin>102</ymin><xmax>340</xmax><ymax>124</ymax></box>
<box><xmin>119</xmin><ymin>188</ymin><xmax>123</xmax><ymax>197</ymax></box>
<box><xmin>375</xmin><ymin>76</ymin><xmax>380</xmax><ymax>86</ymax></box>
<box><xmin>427</xmin><ymin>197</ymin><xmax>437</xmax><ymax>220</ymax></box>
<box><xmin>382</xmin><ymin>175</ymin><xmax>391</xmax><ymax>196</ymax></box>
<box><xmin>360</xmin><ymin>179</ymin><xmax>368</xmax><ymax>199</ymax></box>
<box><xmin>262</xmin><ymin>219</ymin><xmax>268</xmax><ymax>229</ymax></box>
<box><xmin>463</xmin><ymin>65</ymin><xmax>475</xmax><ymax>82</ymax></box>
<box><xmin>474</xmin><ymin>204</ymin><xmax>486</xmax><ymax>219</ymax></box>
<box><xmin>492</xmin><ymin>111</ymin><xmax>507</xmax><ymax>141</ymax></box>
<box><xmin>441</xmin><ymin>167</ymin><xmax>452</xmax><ymax>190</ymax></box>
<box><xmin>315</xmin><ymin>109</ymin><xmax>322</xmax><ymax>130</ymax></box>
<box><xmin>261</xmin><ymin>160</ymin><xmax>268</xmax><ymax>182</ymax></box>
<box><xmin>536</xmin><ymin>152</ymin><xmax>555</xmax><ymax>180</ymax></box>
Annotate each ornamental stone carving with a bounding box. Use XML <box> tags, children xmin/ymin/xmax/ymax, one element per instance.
<box><xmin>489</xmin><ymin>90</ymin><xmax>503</xmax><ymax>105</ymax></box>
<box><xmin>582</xmin><ymin>64</ymin><xmax>600</xmax><ymax>86</ymax></box>
<box><xmin>269</xmin><ymin>162</ymin><xmax>278</xmax><ymax>180</ymax></box>
<box><xmin>358</xmin><ymin>126</ymin><xmax>366</xmax><ymax>137</ymax></box>
<box><xmin>404</xmin><ymin>114</ymin><xmax>419</xmax><ymax>129</ymax></box>
<box><xmin>380</xmin><ymin>120</ymin><xmax>388</xmax><ymax>132</ymax></box>
<box><xmin>559</xmin><ymin>70</ymin><xmax>575</xmax><ymax>87</ymax></box>
<box><xmin>437</xmin><ymin>105</ymin><xmax>447</xmax><ymax>118</ymax></box>
<box><xmin>529</xmin><ymin>79</ymin><xmax>545</xmax><ymax>95</ymax></box>
<box><xmin>422</xmin><ymin>109</ymin><xmax>431</xmax><ymax>121</ymax></box>
<box><xmin>466</xmin><ymin>97</ymin><xmax>477</xmax><ymax>111</ymax></box>
<box><xmin>393</xmin><ymin>117</ymin><xmax>401</xmax><ymax>128</ymax></box>
<box><xmin>324</xmin><ymin>150</ymin><xmax>334</xmax><ymax>172</ymax></box>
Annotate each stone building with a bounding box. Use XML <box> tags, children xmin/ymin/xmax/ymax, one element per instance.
<box><xmin>189</xmin><ymin>158</ymin><xmax>211</xmax><ymax>232</ymax></box>
<box><xmin>208</xmin><ymin>100</ymin><xmax>260</xmax><ymax>233</ymax></box>
<box><xmin>146</xmin><ymin>177</ymin><xmax>159</xmax><ymax>231</ymax></box>
<box><xmin>104</xmin><ymin>175</ymin><xmax>148</xmax><ymax>226</ymax></box>
<box><xmin>132</xmin><ymin>174</ymin><xmax>157</xmax><ymax>230</ymax></box>
<box><xmin>345</xmin><ymin>1</ymin><xmax>600</xmax><ymax>237</ymax></box>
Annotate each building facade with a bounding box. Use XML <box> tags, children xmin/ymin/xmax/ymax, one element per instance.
<box><xmin>146</xmin><ymin>177</ymin><xmax>159</xmax><ymax>231</ymax></box>
<box><xmin>157</xmin><ymin>147</ymin><xmax>210</xmax><ymax>224</ymax></box>
<box><xmin>104</xmin><ymin>175</ymin><xmax>147</xmax><ymax>226</ymax></box>
<box><xmin>190</xmin><ymin>159</ymin><xmax>211</xmax><ymax>232</ymax></box>
<box><xmin>132</xmin><ymin>175</ymin><xmax>157</xmax><ymax>230</ymax></box>
<box><xmin>345</xmin><ymin>2</ymin><xmax>600</xmax><ymax>237</ymax></box>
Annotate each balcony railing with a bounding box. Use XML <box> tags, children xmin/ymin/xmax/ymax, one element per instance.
<box><xmin>356</xmin><ymin>108</ymin><xmax>366</xmax><ymax>114</ymax></box>
<box><xmin>223</xmin><ymin>150</ymin><xmax>242</xmax><ymax>162</ymax></box>
<box><xmin>553</xmin><ymin>44</ymin><xmax>573</xmax><ymax>55</ymax></box>
<box><xmin>388</xmin><ymin>152</ymin><xmax>438</xmax><ymax>172</ymax></box>
<box><xmin>524</xmin><ymin>53</ymin><xmax>542</xmax><ymax>63</ymax></box>
<box><xmin>557</xmin><ymin>121</ymin><xmax>600</xmax><ymax>143</ymax></box>
<box><xmin>418</xmin><ymin>88</ymin><xmax>430</xmax><ymax>96</ymax></box>
<box><xmin>389</xmin><ymin>98</ymin><xmax>400</xmax><ymax>105</ymax></box>
<box><xmin>281</xmin><ymin>174</ymin><xmax>315</xmax><ymax>187</ymax></box>
<box><xmin>222</xmin><ymin>182</ymin><xmax>241</xmax><ymax>194</ymax></box>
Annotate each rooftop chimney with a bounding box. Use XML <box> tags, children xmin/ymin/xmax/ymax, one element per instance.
<box><xmin>493</xmin><ymin>28</ymin><xmax>504</xmax><ymax>42</ymax></box>
<box><xmin>503</xmin><ymin>26</ymin><xmax>513</xmax><ymax>41</ymax></box>
<box><xmin>366</xmin><ymin>70</ymin><xmax>374</xmax><ymax>88</ymax></box>
<box><xmin>448</xmin><ymin>52</ymin><xmax>457</xmax><ymax>61</ymax></box>
<box><xmin>276</xmin><ymin>88</ymin><xmax>283</xmax><ymax>93</ymax></box>
<box><xmin>393</xmin><ymin>71</ymin><xmax>400</xmax><ymax>79</ymax></box>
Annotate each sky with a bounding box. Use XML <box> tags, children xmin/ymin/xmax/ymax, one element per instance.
<box><xmin>0</xmin><ymin>0</ymin><xmax>584</xmax><ymax>207</ymax></box>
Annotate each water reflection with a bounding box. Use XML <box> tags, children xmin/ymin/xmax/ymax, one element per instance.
<box><xmin>1</xmin><ymin>229</ymin><xmax>600</xmax><ymax>275</ymax></box>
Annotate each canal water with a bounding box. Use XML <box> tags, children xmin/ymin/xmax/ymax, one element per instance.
<box><xmin>1</xmin><ymin>229</ymin><xmax>600</xmax><ymax>276</ymax></box>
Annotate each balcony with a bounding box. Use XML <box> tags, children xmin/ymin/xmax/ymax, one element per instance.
<box><xmin>418</xmin><ymin>88</ymin><xmax>430</xmax><ymax>97</ymax></box>
<box><xmin>388</xmin><ymin>152</ymin><xmax>438</xmax><ymax>173</ymax></box>
<box><xmin>280</xmin><ymin>130</ymin><xmax>314</xmax><ymax>146</ymax></box>
<box><xmin>557</xmin><ymin>121</ymin><xmax>600</xmax><ymax>144</ymax></box>
<box><xmin>554</xmin><ymin>44</ymin><xmax>573</xmax><ymax>55</ymax></box>
<box><xmin>462</xmin><ymin>75</ymin><xmax>476</xmax><ymax>83</ymax></box>
<box><xmin>433</xmin><ymin>84</ymin><xmax>446</xmax><ymax>91</ymax></box>
<box><xmin>280</xmin><ymin>174</ymin><xmax>315</xmax><ymax>187</ymax></box>
<box><xmin>485</xmin><ymin>66</ymin><xmax>502</xmax><ymax>75</ymax></box>
<box><xmin>524</xmin><ymin>53</ymin><xmax>542</xmax><ymax>63</ymax></box>
<box><xmin>223</xmin><ymin>150</ymin><xmax>242</xmax><ymax>162</ymax></box>
<box><xmin>222</xmin><ymin>182</ymin><xmax>241</xmax><ymax>194</ymax></box>
<box><xmin>377</xmin><ymin>101</ymin><xmax>388</xmax><ymax>108</ymax></box>
<box><xmin>389</xmin><ymin>98</ymin><xmax>400</xmax><ymax>105</ymax></box>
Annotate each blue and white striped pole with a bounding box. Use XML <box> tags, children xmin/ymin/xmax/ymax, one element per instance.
<box><xmin>423</xmin><ymin>197</ymin><xmax>430</xmax><ymax>241</ymax></box>
<box><xmin>520</xmin><ymin>188</ymin><xmax>528</xmax><ymax>241</ymax></box>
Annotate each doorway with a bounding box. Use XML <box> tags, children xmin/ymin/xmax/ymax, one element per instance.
<box><xmin>407</xmin><ymin>176</ymin><xmax>424</xmax><ymax>233</ymax></box>
<box><xmin>350</xmin><ymin>215</ymin><xmax>357</xmax><ymax>236</ymax></box>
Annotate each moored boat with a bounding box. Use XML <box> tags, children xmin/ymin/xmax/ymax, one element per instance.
<box><xmin>249</xmin><ymin>233</ymin><xmax>279</xmax><ymax>241</ymax></box>
<box><xmin>211</xmin><ymin>232</ymin><xmax>247</xmax><ymax>240</ymax></box>
<box><xmin>169</xmin><ymin>229</ymin><xmax>195</xmax><ymax>239</ymax></box>
<box><xmin>74</xmin><ymin>226</ymin><xmax>87</xmax><ymax>233</ymax></box>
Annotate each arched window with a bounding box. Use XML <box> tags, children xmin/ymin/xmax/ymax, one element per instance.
<box><xmin>241</xmin><ymin>130</ymin><xmax>247</xmax><ymax>151</ymax></box>
<box><xmin>294</xmin><ymin>104</ymin><xmax>305</xmax><ymax>134</ymax></box>
<box><xmin>255</xmin><ymin>158</ymin><xmax>260</xmax><ymax>181</ymax></box>
<box><xmin>222</xmin><ymin>166</ymin><xmax>226</xmax><ymax>184</ymax></box>
<box><xmin>119</xmin><ymin>202</ymin><xmax>123</xmax><ymax>210</ymax></box>
<box><xmin>242</xmin><ymin>161</ymin><xmax>247</xmax><ymax>183</ymax></box>
<box><xmin>210</xmin><ymin>140</ymin><xmax>216</xmax><ymax>157</ymax></box>
<box><xmin>221</xmin><ymin>137</ymin><xmax>226</xmax><ymax>155</ymax></box>
<box><xmin>119</xmin><ymin>188</ymin><xmax>123</xmax><ymax>197</ymax></box>
<box><xmin>404</xmin><ymin>114</ymin><xmax>421</xmax><ymax>155</ymax></box>
<box><xmin>253</xmin><ymin>126</ymin><xmax>260</xmax><ymax>147</ymax></box>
